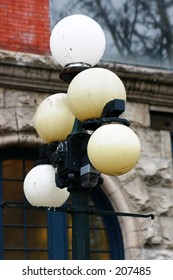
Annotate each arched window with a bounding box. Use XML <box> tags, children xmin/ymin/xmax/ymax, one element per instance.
<box><xmin>0</xmin><ymin>147</ymin><xmax>124</xmax><ymax>260</ymax></box>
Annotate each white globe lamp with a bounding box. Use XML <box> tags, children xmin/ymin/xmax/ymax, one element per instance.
<box><xmin>50</xmin><ymin>14</ymin><xmax>106</xmax><ymax>67</ymax></box>
<box><xmin>34</xmin><ymin>93</ymin><xmax>75</xmax><ymax>143</ymax></box>
<box><xmin>67</xmin><ymin>67</ymin><xmax>126</xmax><ymax>121</ymax></box>
<box><xmin>23</xmin><ymin>165</ymin><xmax>70</xmax><ymax>207</ymax></box>
<box><xmin>87</xmin><ymin>124</ymin><xmax>141</xmax><ymax>176</ymax></box>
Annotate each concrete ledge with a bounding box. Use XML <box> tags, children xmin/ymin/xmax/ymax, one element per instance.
<box><xmin>1</xmin><ymin>50</ymin><xmax>173</xmax><ymax>108</ymax></box>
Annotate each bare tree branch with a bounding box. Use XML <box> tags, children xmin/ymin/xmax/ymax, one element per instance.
<box><xmin>52</xmin><ymin>0</ymin><xmax>173</xmax><ymax>66</ymax></box>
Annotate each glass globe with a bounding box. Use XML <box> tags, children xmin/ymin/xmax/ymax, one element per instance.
<box><xmin>34</xmin><ymin>93</ymin><xmax>75</xmax><ymax>143</ymax></box>
<box><xmin>67</xmin><ymin>67</ymin><xmax>126</xmax><ymax>121</ymax></box>
<box><xmin>50</xmin><ymin>14</ymin><xmax>106</xmax><ymax>67</ymax></box>
<box><xmin>87</xmin><ymin>124</ymin><xmax>141</xmax><ymax>176</ymax></box>
<box><xmin>23</xmin><ymin>165</ymin><xmax>70</xmax><ymax>207</ymax></box>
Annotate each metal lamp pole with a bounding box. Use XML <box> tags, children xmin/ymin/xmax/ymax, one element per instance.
<box><xmin>71</xmin><ymin>189</ymin><xmax>90</xmax><ymax>259</ymax></box>
<box><xmin>0</xmin><ymin>15</ymin><xmax>155</xmax><ymax>261</ymax></box>
<box><xmin>53</xmin><ymin>115</ymin><xmax>102</xmax><ymax>260</ymax></box>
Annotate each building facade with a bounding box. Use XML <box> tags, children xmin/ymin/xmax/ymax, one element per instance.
<box><xmin>0</xmin><ymin>0</ymin><xmax>173</xmax><ymax>259</ymax></box>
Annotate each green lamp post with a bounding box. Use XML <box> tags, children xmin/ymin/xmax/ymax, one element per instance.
<box><xmin>23</xmin><ymin>14</ymin><xmax>142</xmax><ymax>260</ymax></box>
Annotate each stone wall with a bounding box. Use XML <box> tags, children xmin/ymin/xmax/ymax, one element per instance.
<box><xmin>0</xmin><ymin>87</ymin><xmax>49</xmax><ymax>147</ymax></box>
<box><xmin>0</xmin><ymin>50</ymin><xmax>173</xmax><ymax>259</ymax></box>
<box><xmin>119</xmin><ymin>106</ymin><xmax>173</xmax><ymax>259</ymax></box>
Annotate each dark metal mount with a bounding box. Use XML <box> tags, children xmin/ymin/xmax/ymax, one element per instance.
<box><xmin>82</xmin><ymin>99</ymin><xmax>129</xmax><ymax>131</ymax></box>
<box><xmin>0</xmin><ymin>201</ymin><xmax>155</xmax><ymax>220</ymax></box>
<box><xmin>59</xmin><ymin>63</ymin><xmax>91</xmax><ymax>83</ymax></box>
<box><xmin>83</xmin><ymin>116</ymin><xmax>130</xmax><ymax>131</ymax></box>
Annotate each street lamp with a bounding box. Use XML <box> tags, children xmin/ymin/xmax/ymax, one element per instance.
<box><xmin>50</xmin><ymin>14</ymin><xmax>106</xmax><ymax>69</ymax></box>
<box><xmin>1</xmin><ymin>14</ymin><xmax>154</xmax><ymax>260</ymax></box>
<box><xmin>24</xmin><ymin>164</ymin><xmax>69</xmax><ymax>207</ymax></box>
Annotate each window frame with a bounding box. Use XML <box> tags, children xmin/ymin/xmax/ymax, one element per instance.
<box><xmin>50</xmin><ymin>0</ymin><xmax>173</xmax><ymax>70</ymax></box>
<box><xmin>0</xmin><ymin>147</ymin><xmax>124</xmax><ymax>260</ymax></box>
<box><xmin>91</xmin><ymin>186</ymin><xmax>124</xmax><ymax>260</ymax></box>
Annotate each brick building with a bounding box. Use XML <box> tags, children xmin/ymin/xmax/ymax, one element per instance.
<box><xmin>0</xmin><ymin>0</ymin><xmax>173</xmax><ymax>260</ymax></box>
<box><xmin>0</xmin><ymin>0</ymin><xmax>50</xmax><ymax>54</ymax></box>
